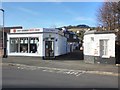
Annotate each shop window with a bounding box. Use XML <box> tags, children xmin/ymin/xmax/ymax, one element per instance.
<box><xmin>9</xmin><ymin>37</ymin><xmax>39</xmax><ymax>54</ymax></box>
<box><xmin>20</xmin><ymin>38</ymin><xmax>28</xmax><ymax>53</ymax></box>
<box><xmin>29</xmin><ymin>38</ymin><xmax>39</xmax><ymax>53</ymax></box>
<box><xmin>10</xmin><ymin>38</ymin><xmax>19</xmax><ymax>53</ymax></box>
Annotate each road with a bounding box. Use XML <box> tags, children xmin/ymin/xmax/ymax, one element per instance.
<box><xmin>2</xmin><ymin>65</ymin><xmax>118</xmax><ymax>88</ymax></box>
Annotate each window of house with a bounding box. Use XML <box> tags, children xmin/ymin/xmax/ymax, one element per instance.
<box><xmin>100</xmin><ymin>40</ymin><xmax>108</xmax><ymax>56</ymax></box>
<box><xmin>91</xmin><ymin>37</ymin><xmax>94</xmax><ymax>41</ymax></box>
<box><xmin>73</xmin><ymin>35</ymin><xmax>77</xmax><ymax>39</ymax></box>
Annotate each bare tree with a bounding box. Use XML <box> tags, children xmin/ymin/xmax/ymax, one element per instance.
<box><xmin>118</xmin><ymin>1</ymin><xmax>120</xmax><ymax>31</ymax></box>
<box><xmin>97</xmin><ymin>1</ymin><xmax>120</xmax><ymax>31</ymax></box>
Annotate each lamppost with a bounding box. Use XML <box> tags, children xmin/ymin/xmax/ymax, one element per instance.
<box><xmin>0</xmin><ymin>9</ymin><xmax>5</xmax><ymax>58</ymax></box>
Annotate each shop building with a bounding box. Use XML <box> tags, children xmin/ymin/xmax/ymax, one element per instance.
<box><xmin>0</xmin><ymin>26</ymin><xmax>23</xmax><ymax>57</ymax></box>
<box><xmin>7</xmin><ymin>28</ymin><xmax>68</xmax><ymax>59</ymax></box>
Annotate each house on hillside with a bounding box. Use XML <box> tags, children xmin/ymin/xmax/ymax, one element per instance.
<box><xmin>60</xmin><ymin>28</ymin><xmax>80</xmax><ymax>52</ymax></box>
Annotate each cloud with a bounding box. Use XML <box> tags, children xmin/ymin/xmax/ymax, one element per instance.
<box><xmin>74</xmin><ymin>17</ymin><xmax>94</xmax><ymax>21</ymax></box>
<box><xmin>17</xmin><ymin>7</ymin><xmax>39</xmax><ymax>16</ymax></box>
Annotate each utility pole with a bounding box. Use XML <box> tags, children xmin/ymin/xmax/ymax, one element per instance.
<box><xmin>0</xmin><ymin>9</ymin><xmax>6</xmax><ymax>58</ymax></box>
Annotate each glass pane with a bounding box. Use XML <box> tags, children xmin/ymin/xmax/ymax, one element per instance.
<box><xmin>10</xmin><ymin>37</ymin><xmax>39</xmax><ymax>54</ymax></box>
<box><xmin>20</xmin><ymin>39</ymin><xmax>23</xmax><ymax>44</ymax></box>
<box><xmin>10</xmin><ymin>38</ymin><xmax>19</xmax><ymax>53</ymax></box>
<box><xmin>20</xmin><ymin>38</ymin><xmax>28</xmax><ymax>53</ymax></box>
<box><xmin>103</xmin><ymin>40</ymin><xmax>108</xmax><ymax>55</ymax></box>
<box><xmin>29</xmin><ymin>37</ymin><xmax>39</xmax><ymax>53</ymax></box>
<box><xmin>25</xmin><ymin>38</ymin><xmax>28</xmax><ymax>43</ymax></box>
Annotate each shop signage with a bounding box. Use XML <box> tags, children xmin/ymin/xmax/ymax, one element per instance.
<box><xmin>43</xmin><ymin>28</ymin><xmax>58</xmax><ymax>33</ymax></box>
<box><xmin>10</xmin><ymin>28</ymin><xmax>59</xmax><ymax>34</ymax></box>
<box><xmin>10</xmin><ymin>28</ymin><xmax>42</xmax><ymax>33</ymax></box>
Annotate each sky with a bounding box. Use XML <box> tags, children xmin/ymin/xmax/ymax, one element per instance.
<box><xmin>2</xmin><ymin>2</ymin><xmax>103</xmax><ymax>29</ymax></box>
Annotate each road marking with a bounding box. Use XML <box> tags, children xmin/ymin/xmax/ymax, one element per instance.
<box><xmin>41</xmin><ymin>68</ymin><xmax>85</xmax><ymax>76</ymax></box>
<box><xmin>12</xmin><ymin>64</ymin><xmax>86</xmax><ymax>76</ymax></box>
<box><xmin>5</xmin><ymin>63</ymin><xmax>119</xmax><ymax>77</ymax></box>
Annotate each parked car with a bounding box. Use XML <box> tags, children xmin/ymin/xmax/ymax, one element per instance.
<box><xmin>80</xmin><ymin>46</ymin><xmax>83</xmax><ymax>51</ymax></box>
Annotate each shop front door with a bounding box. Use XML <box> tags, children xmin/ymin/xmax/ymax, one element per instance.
<box><xmin>45</xmin><ymin>41</ymin><xmax>54</xmax><ymax>58</ymax></box>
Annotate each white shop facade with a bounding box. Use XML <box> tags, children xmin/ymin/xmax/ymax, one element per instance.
<box><xmin>7</xmin><ymin>28</ymin><xmax>68</xmax><ymax>59</ymax></box>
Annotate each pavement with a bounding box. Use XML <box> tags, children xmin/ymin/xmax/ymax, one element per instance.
<box><xmin>1</xmin><ymin>50</ymin><xmax>120</xmax><ymax>76</ymax></box>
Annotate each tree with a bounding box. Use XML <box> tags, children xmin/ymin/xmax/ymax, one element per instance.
<box><xmin>97</xmin><ymin>1</ymin><xmax>120</xmax><ymax>31</ymax></box>
<box><xmin>118</xmin><ymin>1</ymin><xmax>120</xmax><ymax>31</ymax></box>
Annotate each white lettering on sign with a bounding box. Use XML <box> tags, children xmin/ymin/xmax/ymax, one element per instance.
<box><xmin>10</xmin><ymin>28</ymin><xmax>42</xmax><ymax>33</ymax></box>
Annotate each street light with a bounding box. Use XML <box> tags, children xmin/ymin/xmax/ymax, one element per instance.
<box><xmin>0</xmin><ymin>9</ymin><xmax>5</xmax><ymax>58</ymax></box>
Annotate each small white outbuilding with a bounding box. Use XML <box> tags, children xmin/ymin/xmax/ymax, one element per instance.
<box><xmin>7</xmin><ymin>28</ymin><xmax>68</xmax><ymax>59</ymax></box>
<box><xmin>83</xmin><ymin>30</ymin><xmax>116</xmax><ymax>64</ymax></box>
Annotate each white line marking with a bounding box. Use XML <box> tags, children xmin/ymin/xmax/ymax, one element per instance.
<box><xmin>7</xmin><ymin>63</ymin><xmax>119</xmax><ymax>76</ymax></box>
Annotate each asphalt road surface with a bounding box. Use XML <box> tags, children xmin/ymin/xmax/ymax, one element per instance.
<box><xmin>2</xmin><ymin>65</ymin><xmax>118</xmax><ymax>88</ymax></box>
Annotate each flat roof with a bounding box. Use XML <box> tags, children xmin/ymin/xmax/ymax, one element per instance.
<box><xmin>4</xmin><ymin>26</ymin><xmax>23</xmax><ymax>33</ymax></box>
<box><xmin>84</xmin><ymin>30</ymin><xmax>116</xmax><ymax>35</ymax></box>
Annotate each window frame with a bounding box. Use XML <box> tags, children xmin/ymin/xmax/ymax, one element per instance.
<box><xmin>100</xmin><ymin>39</ymin><xmax>109</xmax><ymax>58</ymax></box>
<box><xmin>9</xmin><ymin>37</ymin><xmax>39</xmax><ymax>54</ymax></box>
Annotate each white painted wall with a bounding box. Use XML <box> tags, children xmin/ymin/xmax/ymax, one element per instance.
<box><xmin>55</xmin><ymin>34</ymin><xmax>67</xmax><ymax>56</ymax></box>
<box><xmin>7</xmin><ymin>29</ymin><xmax>68</xmax><ymax>57</ymax></box>
<box><xmin>83</xmin><ymin>34</ymin><xmax>95</xmax><ymax>56</ymax></box>
<box><xmin>83</xmin><ymin>33</ymin><xmax>115</xmax><ymax>58</ymax></box>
